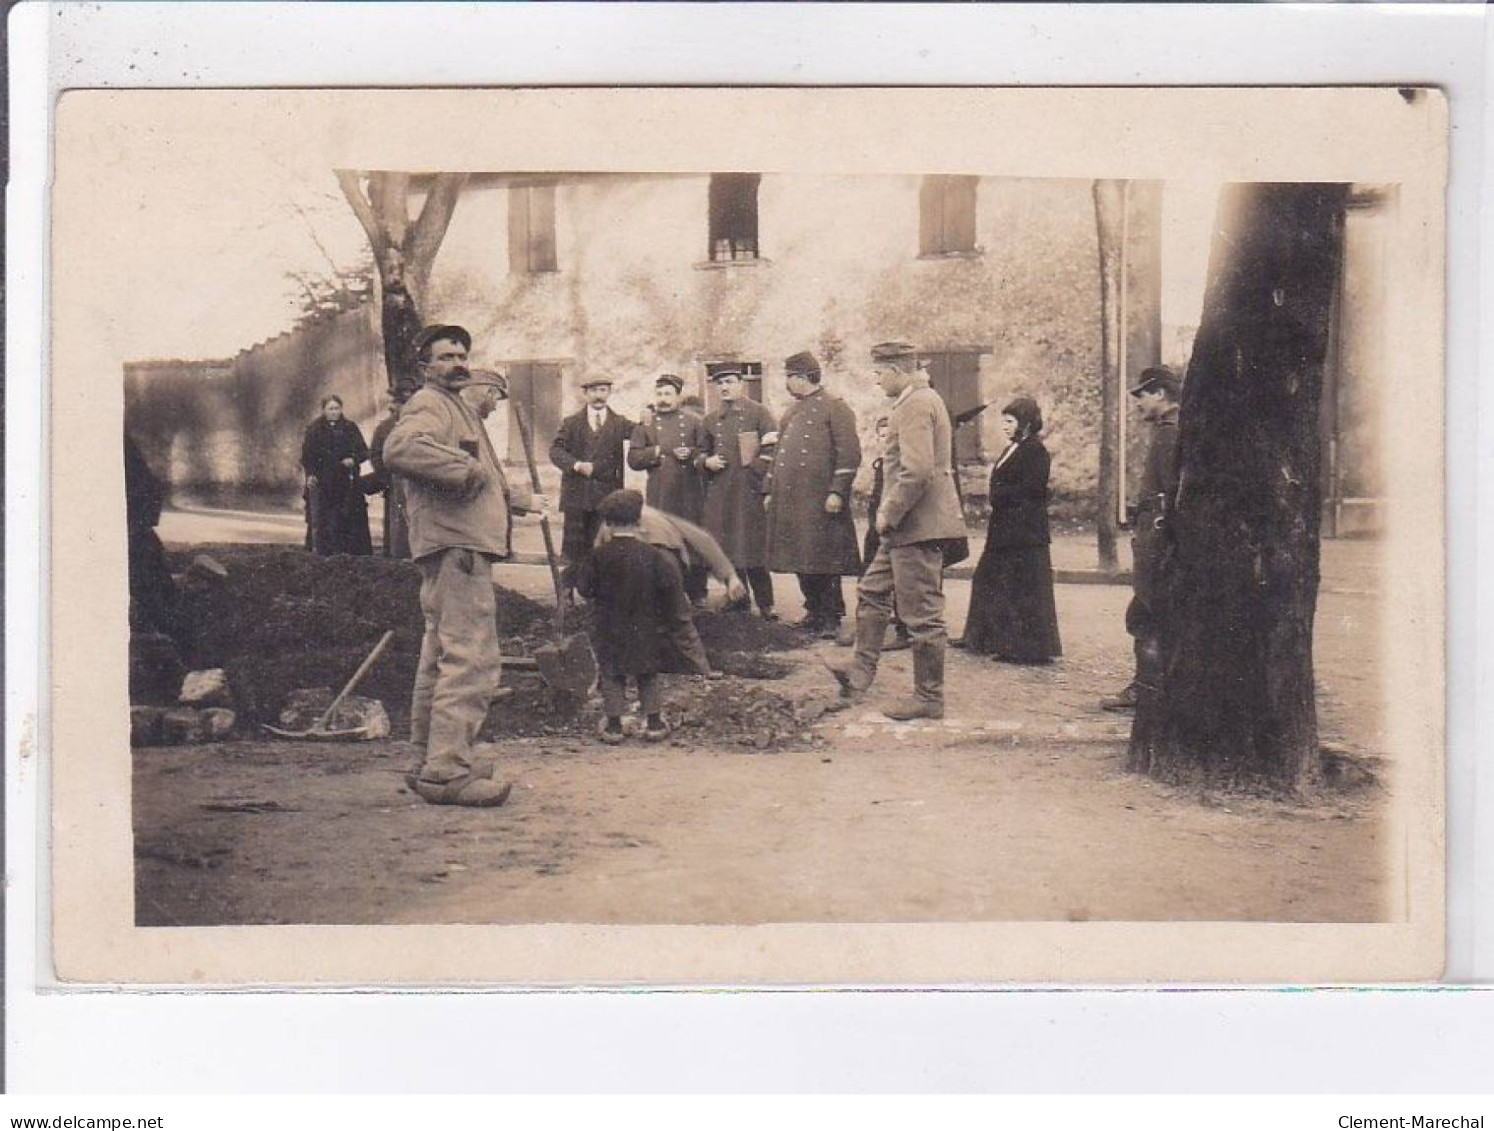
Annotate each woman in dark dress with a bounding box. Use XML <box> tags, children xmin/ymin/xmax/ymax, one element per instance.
<box><xmin>300</xmin><ymin>394</ymin><xmax>373</xmax><ymax>556</ymax></box>
<box><xmin>954</xmin><ymin>396</ymin><xmax>1062</xmax><ymax>663</ymax></box>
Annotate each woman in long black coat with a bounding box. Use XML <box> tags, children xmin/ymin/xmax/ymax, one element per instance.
<box><xmin>955</xmin><ymin>396</ymin><xmax>1062</xmax><ymax>663</ymax></box>
<box><xmin>300</xmin><ymin>394</ymin><xmax>373</xmax><ymax>556</ymax></box>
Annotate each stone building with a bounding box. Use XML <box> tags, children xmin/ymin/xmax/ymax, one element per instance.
<box><xmin>425</xmin><ymin>172</ymin><xmax>1163</xmax><ymax>518</ymax></box>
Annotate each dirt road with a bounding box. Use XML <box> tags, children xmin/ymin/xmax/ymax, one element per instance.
<box><xmin>134</xmin><ymin>582</ymin><xmax>1389</xmax><ymax>927</ymax></box>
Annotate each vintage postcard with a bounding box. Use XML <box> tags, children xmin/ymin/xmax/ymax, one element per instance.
<box><xmin>49</xmin><ymin>86</ymin><xmax>1445</xmax><ymax>984</ymax></box>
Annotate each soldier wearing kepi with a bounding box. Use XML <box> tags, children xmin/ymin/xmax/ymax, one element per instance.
<box><xmin>629</xmin><ymin>373</ymin><xmax>709</xmax><ymax>604</ymax></box>
<box><xmin>1101</xmin><ymin>364</ymin><xmax>1184</xmax><ymax>713</ymax></box>
<box><xmin>826</xmin><ymin>342</ymin><xmax>966</xmax><ymax>720</ymax></box>
<box><xmin>765</xmin><ymin>350</ymin><xmax>863</xmax><ymax>639</ymax></box>
<box><xmin>700</xmin><ymin>367</ymin><xmax>779</xmax><ymax>619</ymax></box>
<box><xmin>383</xmin><ymin>325</ymin><xmax>543</xmax><ymax>807</ymax></box>
<box><xmin>550</xmin><ymin>374</ymin><xmax>634</xmax><ymax>598</ymax></box>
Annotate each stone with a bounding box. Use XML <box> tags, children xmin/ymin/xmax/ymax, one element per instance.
<box><xmin>160</xmin><ymin>708</ymin><xmax>205</xmax><ymax>745</ymax></box>
<box><xmin>188</xmin><ymin>554</ymin><xmax>230</xmax><ymax>582</ymax></box>
<box><xmin>129</xmin><ymin>631</ymin><xmax>186</xmax><ymax>706</ymax></box>
<box><xmin>180</xmin><ymin>668</ymin><xmax>232</xmax><ymax>707</ymax></box>
<box><xmin>130</xmin><ymin>706</ymin><xmax>166</xmax><ymax>747</ymax></box>
<box><xmin>277</xmin><ymin>689</ymin><xmax>390</xmax><ymax>739</ymax></box>
<box><xmin>200</xmin><ymin>708</ymin><xmax>237</xmax><ymax>740</ymax></box>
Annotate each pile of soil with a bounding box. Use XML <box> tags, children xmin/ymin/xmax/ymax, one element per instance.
<box><xmin>165</xmin><ymin>545</ymin><xmax>551</xmax><ymax>724</ymax></box>
<box><xmin>154</xmin><ymin>546</ymin><xmax>812</xmax><ymax>744</ymax></box>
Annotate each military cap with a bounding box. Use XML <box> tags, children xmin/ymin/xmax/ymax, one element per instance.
<box><xmin>466</xmin><ymin>368</ymin><xmax>510</xmax><ymax>399</ymax></box>
<box><xmin>709</xmin><ymin>366</ymin><xmax>745</xmax><ymax>383</ymax></box>
<box><xmin>578</xmin><ymin>374</ymin><xmax>615</xmax><ymax>389</ymax></box>
<box><xmin>1130</xmin><ymin>365</ymin><xmax>1183</xmax><ymax>399</ymax></box>
<box><xmin>870</xmin><ymin>341</ymin><xmax>919</xmax><ymax>364</ymax></box>
<box><xmin>415</xmin><ymin>324</ymin><xmax>472</xmax><ymax>356</ymax></box>
<box><xmin>784</xmin><ymin>351</ymin><xmax>822</xmax><ymax>381</ymax></box>
<box><xmin>654</xmin><ymin>373</ymin><xmax>684</xmax><ymax>392</ymax></box>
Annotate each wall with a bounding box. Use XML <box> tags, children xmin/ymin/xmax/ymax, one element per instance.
<box><xmin>124</xmin><ymin>305</ymin><xmax>381</xmax><ymax>501</ymax></box>
<box><xmin>425</xmin><ymin>173</ymin><xmax>1163</xmax><ymax>517</ymax></box>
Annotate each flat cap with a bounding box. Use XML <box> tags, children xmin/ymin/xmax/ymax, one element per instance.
<box><xmin>870</xmin><ymin>341</ymin><xmax>919</xmax><ymax>364</ymax></box>
<box><xmin>415</xmin><ymin>324</ymin><xmax>472</xmax><ymax>355</ymax></box>
<box><xmin>709</xmin><ymin>367</ymin><xmax>744</xmax><ymax>382</ymax></box>
<box><xmin>578</xmin><ymin>374</ymin><xmax>615</xmax><ymax>389</ymax></box>
<box><xmin>1130</xmin><ymin>365</ymin><xmax>1183</xmax><ymax>399</ymax></box>
<box><xmin>654</xmin><ymin>373</ymin><xmax>684</xmax><ymax>392</ymax></box>
<box><xmin>784</xmin><ymin>351</ymin><xmax>822</xmax><ymax>380</ymax></box>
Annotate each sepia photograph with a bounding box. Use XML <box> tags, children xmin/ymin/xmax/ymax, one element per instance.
<box><xmin>48</xmin><ymin>86</ymin><xmax>1446</xmax><ymax>984</ymax></box>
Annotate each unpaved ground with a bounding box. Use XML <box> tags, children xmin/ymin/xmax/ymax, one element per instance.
<box><xmin>134</xmin><ymin>576</ymin><xmax>1390</xmax><ymax>926</ymax></box>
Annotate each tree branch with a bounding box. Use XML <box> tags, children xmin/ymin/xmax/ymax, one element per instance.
<box><xmin>406</xmin><ymin>172</ymin><xmax>470</xmax><ymax>281</ymax></box>
<box><xmin>334</xmin><ymin>170</ymin><xmax>386</xmax><ymax>253</ymax></box>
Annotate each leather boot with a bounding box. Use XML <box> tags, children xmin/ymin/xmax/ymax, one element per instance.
<box><xmin>883</xmin><ymin>641</ymin><xmax>945</xmax><ymax>721</ymax></box>
<box><xmin>823</xmin><ymin>611</ymin><xmax>887</xmax><ymax>698</ymax></box>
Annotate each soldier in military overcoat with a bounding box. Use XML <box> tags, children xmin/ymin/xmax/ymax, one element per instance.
<box><xmin>764</xmin><ymin>350</ymin><xmax>863</xmax><ymax>637</ymax></box>
<box><xmin>699</xmin><ymin>367</ymin><xmax>779</xmax><ymax>618</ymax></box>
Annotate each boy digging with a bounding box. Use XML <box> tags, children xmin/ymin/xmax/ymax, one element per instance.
<box><xmin>576</xmin><ymin>488</ymin><xmax>690</xmax><ymax>744</ymax></box>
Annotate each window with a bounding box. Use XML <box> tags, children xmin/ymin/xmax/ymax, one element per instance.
<box><xmin>923</xmin><ymin>350</ymin><xmax>984</xmax><ymax>462</ymax></box>
<box><xmin>708</xmin><ymin>174</ymin><xmax>761</xmax><ymax>262</ymax></box>
<box><xmin>504</xmin><ymin>362</ymin><xmax>563</xmax><ymax>463</ymax></box>
<box><xmin>703</xmin><ymin>361</ymin><xmax>764</xmax><ymax>413</ymax></box>
<box><xmin>919</xmin><ymin>175</ymin><xmax>978</xmax><ymax>257</ymax></box>
<box><xmin>508</xmin><ymin>183</ymin><xmax>557</xmax><ymax>274</ymax></box>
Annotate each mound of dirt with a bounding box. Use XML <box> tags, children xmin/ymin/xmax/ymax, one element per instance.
<box><xmin>166</xmin><ymin>545</ymin><xmax>551</xmax><ymax>724</ymax></box>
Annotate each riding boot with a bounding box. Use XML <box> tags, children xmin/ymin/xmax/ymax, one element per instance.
<box><xmin>824</xmin><ymin>609</ymin><xmax>888</xmax><ymax>698</ymax></box>
<box><xmin>883</xmin><ymin>640</ymin><xmax>946</xmax><ymax>721</ymax></box>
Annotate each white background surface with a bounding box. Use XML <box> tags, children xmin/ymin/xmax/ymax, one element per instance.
<box><xmin>7</xmin><ymin>0</ymin><xmax>1492</xmax><ymax>1092</ymax></box>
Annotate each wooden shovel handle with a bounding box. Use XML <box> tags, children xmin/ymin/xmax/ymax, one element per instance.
<box><xmin>313</xmin><ymin>629</ymin><xmax>395</xmax><ymax>732</ymax></box>
<box><xmin>511</xmin><ymin>403</ymin><xmax>568</xmax><ymax>634</ymax></box>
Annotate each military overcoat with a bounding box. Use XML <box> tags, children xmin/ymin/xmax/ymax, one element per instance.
<box><xmin>764</xmin><ymin>389</ymin><xmax>863</xmax><ymax>574</ymax></box>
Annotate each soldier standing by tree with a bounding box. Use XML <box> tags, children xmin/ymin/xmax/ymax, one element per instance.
<box><xmin>700</xmin><ymin>368</ymin><xmax>779</xmax><ymax>619</ymax></box>
<box><xmin>629</xmin><ymin>373</ymin><xmax>710</xmax><ymax>604</ymax></box>
<box><xmin>764</xmin><ymin>350</ymin><xmax>863</xmax><ymax>639</ymax></box>
<box><xmin>1100</xmin><ymin>365</ymin><xmax>1183</xmax><ymax>713</ymax></box>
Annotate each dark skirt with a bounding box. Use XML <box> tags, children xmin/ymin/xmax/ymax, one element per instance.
<box><xmin>961</xmin><ymin>544</ymin><xmax>1062</xmax><ymax>662</ymax></box>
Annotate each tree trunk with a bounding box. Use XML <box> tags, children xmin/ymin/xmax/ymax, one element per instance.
<box><xmin>1092</xmin><ymin>180</ymin><xmax>1125</xmax><ymax>572</ymax></box>
<box><xmin>335</xmin><ymin>170</ymin><xmax>469</xmax><ymax>394</ymax></box>
<box><xmin>1127</xmin><ymin>183</ymin><xmax>1348</xmax><ymax>793</ymax></box>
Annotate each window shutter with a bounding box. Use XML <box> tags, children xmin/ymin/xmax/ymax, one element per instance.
<box><xmin>919</xmin><ymin>177</ymin><xmax>943</xmax><ymax>255</ymax></box>
<box><xmin>530</xmin><ymin>185</ymin><xmax>557</xmax><ymax>272</ymax></box>
<box><xmin>533</xmin><ymin>362</ymin><xmax>563</xmax><ymax>447</ymax></box>
<box><xmin>508</xmin><ymin>187</ymin><xmax>532</xmax><ymax>274</ymax></box>
<box><xmin>947</xmin><ymin>177</ymin><xmax>977</xmax><ymax>254</ymax></box>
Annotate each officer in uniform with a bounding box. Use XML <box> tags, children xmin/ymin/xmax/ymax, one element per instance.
<box><xmin>700</xmin><ymin>367</ymin><xmax>779</xmax><ymax>618</ymax></box>
<box><xmin>764</xmin><ymin>350</ymin><xmax>863</xmax><ymax>638</ymax></box>
<box><xmin>826</xmin><ymin>342</ymin><xmax>966</xmax><ymax>720</ymax></box>
<box><xmin>1101</xmin><ymin>364</ymin><xmax>1183</xmax><ymax>713</ymax></box>
<box><xmin>629</xmin><ymin>373</ymin><xmax>710</xmax><ymax>603</ymax></box>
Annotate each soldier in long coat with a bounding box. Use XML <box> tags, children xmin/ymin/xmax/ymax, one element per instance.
<box><xmin>549</xmin><ymin>374</ymin><xmax>634</xmax><ymax>596</ymax></box>
<box><xmin>1101</xmin><ymin>365</ymin><xmax>1183</xmax><ymax>712</ymax></box>
<box><xmin>629</xmin><ymin>373</ymin><xmax>709</xmax><ymax>602</ymax></box>
<box><xmin>764</xmin><ymin>350</ymin><xmax>862</xmax><ymax>637</ymax></box>
<box><xmin>699</xmin><ymin>367</ymin><xmax>778</xmax><ymax>618</ymax></box>
<box><xmin>826</xmin><ymin>342</ymin><xmax>966</xmax><ymax>721</ymax></box>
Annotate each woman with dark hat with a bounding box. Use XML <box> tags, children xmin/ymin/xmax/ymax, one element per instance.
<box><xmin>954</xmin><ymin>395</ymin><xmax>1062</xmax><ymax>662</ymax></box>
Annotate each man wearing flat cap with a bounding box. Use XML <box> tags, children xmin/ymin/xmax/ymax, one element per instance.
<box><xmin>629</xmin><ymin>373</ymin><xmax>710</xmax><ymax>603</ymax></box>
<box><xmin>700</xmin><ymin>367</ymin><xmax>779</xmax><ymax>618</ymax></box>
<box><xmin>550</xmin><ymin>373</ymin><xmax>635</xmax><ymax>597</ymax></box>
<box><xmin>764</xmin><ymin>351</ymin><xmax>863</xmax><ymax>638</ymax></box>
<box><xmin>383</xmin><ymin>325</ymin><xmax>543</xmax><ymax>807</ymax></box>
<box><xmin>1102</xmin><ymin>364</ymin><xmax>1184</xmax><ymax>713</ymax></box>
<box><xmin>826</xmin><ymin>341</ymin><xmax>966</xmax><ymax>720</ymax></box>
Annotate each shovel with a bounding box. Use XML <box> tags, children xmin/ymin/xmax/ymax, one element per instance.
<box><xmin>511</xmin><ymin>404</ymin><xmax>598</xmax><ymax>698</ymax></box>
<box><xmin>262</xmin><ymin>629</ymin><xmax>395</xmax><ymax>740</ymax></box>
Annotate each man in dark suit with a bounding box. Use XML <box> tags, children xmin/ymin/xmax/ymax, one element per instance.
<box><xmin>550</xmin><ymin>374</ymin><xmax>635</xmax><ymax>595</ymax></box>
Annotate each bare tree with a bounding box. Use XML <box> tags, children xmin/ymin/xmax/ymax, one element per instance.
<box><xmin>1092</xmin><ymin>180</ymin><xmax>1126</xmax><ymax>573</ymax></box>
<box><xmin>1128</xmin><ymin>183</ymin><xmax>1348</xmax><ymax>793</ymax></box>
<box><xmin>335</xmin><ymin>171</ymin><xmax>469</xmax><ymax>392</ymax></box>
